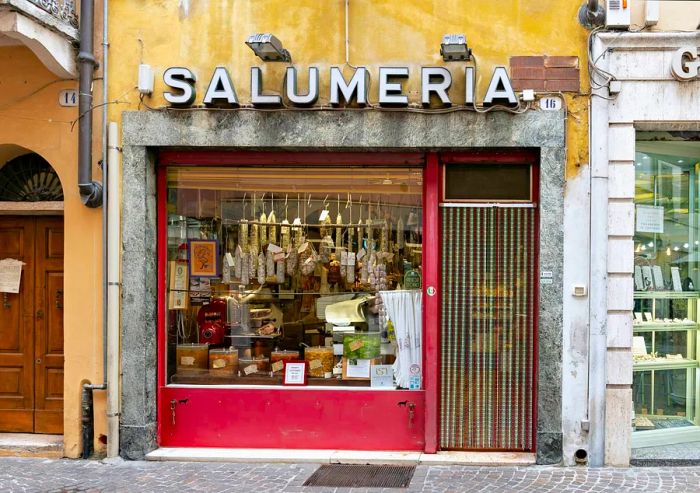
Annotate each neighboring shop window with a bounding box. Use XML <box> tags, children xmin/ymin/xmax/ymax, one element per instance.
<box><xmin>633</xmin><ymin>141</ymin><xmax>700</xmax><ymax>436</ymax></box>
<box><xmin>164</xmin><ymin>165</ymin><xmax>423</xmax><ymax>389</ymax></box>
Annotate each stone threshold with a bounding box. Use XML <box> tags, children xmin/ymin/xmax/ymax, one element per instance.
<box><xmin>0</xmin><ymin>433</ymin><xmax>63</xmax><ymax>458</ymax></box>
<box><xmin>146</xmin><ymin>447</ymin><xmax>536</xmax><ymax>466</ymax></box>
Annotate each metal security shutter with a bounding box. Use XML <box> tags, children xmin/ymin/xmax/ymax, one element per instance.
<box><xmin>440</xmin><ymin>206</ymin><xmax>536</xmax><ymax>450</ymax></box>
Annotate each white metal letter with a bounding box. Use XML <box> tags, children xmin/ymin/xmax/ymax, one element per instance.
<box><xmin>378</xmin><ymin>67</ymin><xmax>409</xmax><ymax>106</ymax></box>
<box><xmin>465</xmin><ymin>66</ymin><xmax>475</xmax><ymax>105</ymax></box>
<box><xmin>163</xmin><ymin>67</ymin><xmax>196</xmax><ymax>106</ymax></box>
<box><xmin>329</xmin><ymin>67</ymin><xmax>367</xmax><ymax>106</ymax></box>
<box><xmin>286</xmin><ymin>67</ymin><xmax>319</xmax><ymax>106</ymax></box>
<box><xmin>671</xmin><ymin>46</ymin><xmax>700</xmax><ymax>81</ymax></box>
<box><xmin>203</xmin><ymin>66</ymin><xmax>239</xmax><ymax>106</ymax></box>
<box><xmin>483</xmin><ymin>66</ymin><xmax>518</xmax><ymax>105</ymax></box>
<box><xmin>251</xmin><ymin>67</ymin><xmax>282</xmax><ymax>106</ymax></box>
<box><xmin>421</xmin><ymin>67</ymin><xmax>452</xmax><ymax>107</ymax></box>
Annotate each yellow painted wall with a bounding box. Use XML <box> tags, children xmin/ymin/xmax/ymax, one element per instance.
<box><xmin>108</xmin><ymin>0</ymin><xmax>589</xmax><ymax>177</ymax></box>
<box><xmin>0</xmin><ymin>45</ymin><xmax>106</xmax><ymax>458</ymax></box>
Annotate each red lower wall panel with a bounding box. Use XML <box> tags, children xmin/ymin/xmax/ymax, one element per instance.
<box><xmin>160</xmin><ymin>387</ymin><xmax>426</xmax><ymax>450</ymax></box>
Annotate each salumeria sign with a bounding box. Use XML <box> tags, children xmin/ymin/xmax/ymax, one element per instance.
<box><xmin>161</xmin><ymin>65</ymin><xmax>519</xmax><ymax>108</ymax></box>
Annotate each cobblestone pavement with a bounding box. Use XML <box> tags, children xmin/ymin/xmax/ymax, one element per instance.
<box><xmin>1</xmin><ymin>458</ymin><xmax>700</xmax><ymax>493</ymax></box>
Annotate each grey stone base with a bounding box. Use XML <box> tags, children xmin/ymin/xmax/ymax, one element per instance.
<box><xmin>120</xmin><ymin>423</ymin><xmax>157</xmax><ymax>460</ymax></box>
<box><xmin>536</xmin><ymin>432</ymin><xmax>563</xmax><ymax>465</ymax></box>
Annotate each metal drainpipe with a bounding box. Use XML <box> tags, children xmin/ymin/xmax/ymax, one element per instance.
<box><xmin>81</xmin><ymin>382</ymin><xmax>106</xmax><ymax>459</ymax></box>
<box><xmin>578</xmin><ymin>0</ymin><xmax>605</xmax><ymax>28</ymax></box>
<box><xmin>78</xmin><ymin>0</ymin><xmax>103</xmax><ymax>208</ymax></box>
<box><xmin>79</xmin><ymin>0</ymin><xmax>108</xmax><ymax>460</ymax></box>
<box><xmin>588</xmin><ymin>32</ymin><xmax>609</xmax><ymax>467</ymax></box>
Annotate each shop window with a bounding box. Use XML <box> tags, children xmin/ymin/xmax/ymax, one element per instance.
<box><xmin>633</xmin><ymin>140</ymin><xmax>700</xmax><ymax>441</ymax></box>
<box><xmin>164</xmin><ymin>165</ymin><xmax>423</xmax><ymax>389</ymax></box>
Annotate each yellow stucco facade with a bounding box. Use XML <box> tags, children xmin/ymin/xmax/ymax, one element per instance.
<box><xmin>107</xmin><ymin>0</ymin><xmax>590</xmax><ymax>178</ymax></box>
<box><xmin>0</xmin><ymin>44</ymin><xmax>106</xmax><ymax>458</ymax></box>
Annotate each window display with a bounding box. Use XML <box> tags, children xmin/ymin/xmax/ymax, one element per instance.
<box><xmin>633</xmin><ymin>141</ymin><xmax>700</xmax><ymax>439</ymax></box>
<box><xmin>164</xmin><ymin>165</ymin><xmax>423</xmax><ymax>388</ymax></box>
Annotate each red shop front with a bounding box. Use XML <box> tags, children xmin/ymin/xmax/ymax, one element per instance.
<box><xmin>155</xmin><ymin>150</ymin><xmax>537</xmax><ymax>453</ymax></box>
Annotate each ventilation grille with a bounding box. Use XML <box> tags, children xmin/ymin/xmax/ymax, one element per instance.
<box><xmin>303</xmin><ymin>464</ymin><xmax>416</xmax><ymax>488</ymax></box>
<box><xmin>440</xmin><ymin>206</ymin><xmax>536</xmax><ymax>450</ymax></box>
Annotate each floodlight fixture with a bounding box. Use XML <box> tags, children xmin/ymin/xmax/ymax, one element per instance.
<box><xmin>440</xmin><ymin>34</ymin><xmax>471</xmax><ymax>62</ymax></box>
<box><xmin>245</xmin><ymin>33</ymin><xmax>292</xmax><ymax>62</ymax></box>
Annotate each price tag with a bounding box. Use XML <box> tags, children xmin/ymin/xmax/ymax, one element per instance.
<box><xmin>349</xmin><ymin>340</ymin><xmax>365</xmax><ymax>351</ymax></box>
<box><xmin>319</xmin><ymin>210</ymin><xmax>330</xmax><ymax>221</ymax></box>
<box><xmin>309</xmin><ymin>359</ymin><xmax>322</xmax><ymax>370</ymax></box>
<box><xmin>298</xmin><ymin>242</ymin><xmax>309</xmax><ymax>253</ymax></box>
<box><xmin>348</xmin><ymin>252</ymin><xmax>356</xmax><ymax>265</ymax></box>
<box><xmin>243</xmin><ymin>364</ymin><xmax>258</xmax><ymax>375</ymax></box>
<box><xmin>271</xmin><ymin>361</ymin><xmax>284</xmax><ymax>373</ymax></box>
<box><xmin>357</xmin><ymin>248</ymin><xmax>366</xmax><ymax>260</ymax></box>
<box><xmin>267</xmin><ymin>243</ymin><xmax>283</xmax><ymax>253</ymax></box>
<box><xmin>180</xmin><ymin>356</ymin><xmax>195</xmax><ymax>366</ymax></box>
<box><xmin>212</xmin><ymin>358</ymin><xmax>226</xmax><ymax>369</ymax></box>
<box><xmin>340</xmin><ymin>251</ymin><xmax>348</xmax><ymax>265</ymax></box>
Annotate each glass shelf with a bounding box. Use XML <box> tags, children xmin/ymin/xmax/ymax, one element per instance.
<box><xmin>634</xmin><ymin>291</ymin><xmax>700</xmax><ymax>300</ymax></box>
<box><xmin>634</xmin><ymin>323</ymin><xmax>698</xmax><ymax>332</ymax></box>
<box><xmin>633</xmin><ymin>359</ymin><xmax>699</xmax><ymax>371</ymax></box>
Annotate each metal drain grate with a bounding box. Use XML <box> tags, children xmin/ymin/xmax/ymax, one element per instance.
<box><xmin>303</xmin><ymin>464</ymin><xmax>416</xmax><ymax>488</ymax></box>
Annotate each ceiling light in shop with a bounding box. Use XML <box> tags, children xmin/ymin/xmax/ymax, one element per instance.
<box><xmin>684</xmin><ymin>243</ymin><xmax>689</xmax><ymax>248</ymax></box>
<box><xmin>674</xmin><ymin>246</ymin><xmax>680</xmax><ymax>251</ymax></box>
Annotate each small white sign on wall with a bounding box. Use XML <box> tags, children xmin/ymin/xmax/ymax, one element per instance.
<box><xmin>539</xmin><ymin>96</ymin><xmax>562</xmax><ymax>111</ymax></box>
<box><xmin>635</xmin><ymin>205</ymin><xmax>664</xmax><ymax>234</ymax></box>
<box><xmin>58</xmin><ymin>89</ymin><xmax>78</xmax><ymax>107</ymax></box>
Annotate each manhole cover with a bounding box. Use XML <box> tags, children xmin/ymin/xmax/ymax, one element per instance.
<box><xmin>303</xmin><ymin>464</ymin><xmax>416</xmax><ymax>488</ymax></box>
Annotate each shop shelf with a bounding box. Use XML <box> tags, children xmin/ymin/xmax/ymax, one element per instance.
<box><xmin>634</xmin><ymin>291</ymin><xmax>700</xmax><ymax>300</ymax></box>
<box><xmin>633</xmin><ymin>359</ymin><xmax>699</xmax><ymax>371</ymax></box>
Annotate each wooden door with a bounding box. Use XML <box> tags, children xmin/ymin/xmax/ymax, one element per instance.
<box><xmin>0</xmin><ymin>216</ymin><xmax>63</xmax><ymax>434</ymax></box>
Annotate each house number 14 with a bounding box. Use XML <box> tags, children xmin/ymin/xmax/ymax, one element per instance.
<box><xmin>58</xmin><ymin>89</ymin><xmax>78</xmax><ymax>107</ymax></box>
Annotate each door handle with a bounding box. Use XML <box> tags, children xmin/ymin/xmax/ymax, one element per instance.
<box><xmin>55</xmin><ymin>289</ymin><xmax>63</xmax><ymax>309</ymax></box>
<box><xmin>36</xmin><ymin>309</ymin><xmax>44</xmax><ymax>320</ymax></box>
<box><xmin>2</xmin><ymin>293</ymin><xmax>9</xmax><ymax>309</ymax></box>
<box><xmin>35</xmin><ymin>358</ymin><xmax>42</xmax><ymax>365</ymax></box>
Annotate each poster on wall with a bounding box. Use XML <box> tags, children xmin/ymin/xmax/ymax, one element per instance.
<box><xmin>189</xmin><ymin>240</ymin><xmax>219</xmax><ymax>277</ymax></box>
<box><xmin>635</xmin><ymin>205</ymin><xmax>664</xmax><ymax>234</ymax></box>
<box><xmin>0</xmin><ymin>259</ymin><xmax>24</xmax><ymax>293</ymax></box>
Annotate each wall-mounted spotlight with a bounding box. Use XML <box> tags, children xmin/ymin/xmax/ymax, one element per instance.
<box><xmin>245</xmin><ymin>33</ymin><xmax>292</xmax><ymax>62</ymax></box>
<box><xmin>440</xmin><ymin>34</ymin><xmax>471</xmax><ymax>62</ymax></box>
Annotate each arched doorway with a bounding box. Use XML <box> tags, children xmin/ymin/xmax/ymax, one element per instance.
<box><xmin>0</xmin><ymin>151</ymin><xmax>64</xmax><ymax>434</ymax></box>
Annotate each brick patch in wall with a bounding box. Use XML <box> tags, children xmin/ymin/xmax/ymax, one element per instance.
<box><xmin>545</xmin><ymin>79</ymin><xmax>579</xmax><ymax>92</ymax></box>
<box><xmin>510</xmin><ymin>56</ymin><xmax>545</xmax><ymax>67</ymax></box>
<box><xmin>509</xmin><ymin>55</ymin><xmax>580</xmax><ymax>92</ymax></box>
<box><xmin>511</xmin><ymin>79</ymin><xmax>546</xmax><ymax>91</ymax></box>
<box><xmin>545</xmin><ymin>56</ymin><xmax>579</xmax><ymax>68</ymax></box>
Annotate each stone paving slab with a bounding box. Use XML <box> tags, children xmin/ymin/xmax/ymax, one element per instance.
<box><xmin>1</xmin><ymin>457</ymin><xmax>700</xmax><ymax>492</ymax></box>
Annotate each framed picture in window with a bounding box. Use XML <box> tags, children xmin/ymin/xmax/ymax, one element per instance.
<box><xmin>283</xmin><ymin>361</ymin><xmax>307</xmax><ymax>386</ymax></box>
<box><xmin>188</xmin><ymin>240</ymin><xmax>219</xmax><ymax>278</ymax></box>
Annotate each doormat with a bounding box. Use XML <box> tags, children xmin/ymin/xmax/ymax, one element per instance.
<box><xmin>302</xmin><ymin>464</ymin><xmax>416</xmax><ymax>488</ymax></box>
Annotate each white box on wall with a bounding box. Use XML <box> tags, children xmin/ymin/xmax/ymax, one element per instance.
<box><xmin>645</xmin><ymin>1</ymin><xmax>660</xmax><ymax>26</ymax></box>
<box><xmin>606</xmin><ymin>0</ymin><xmax>631</xmax><ymax>29</ymax></box>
